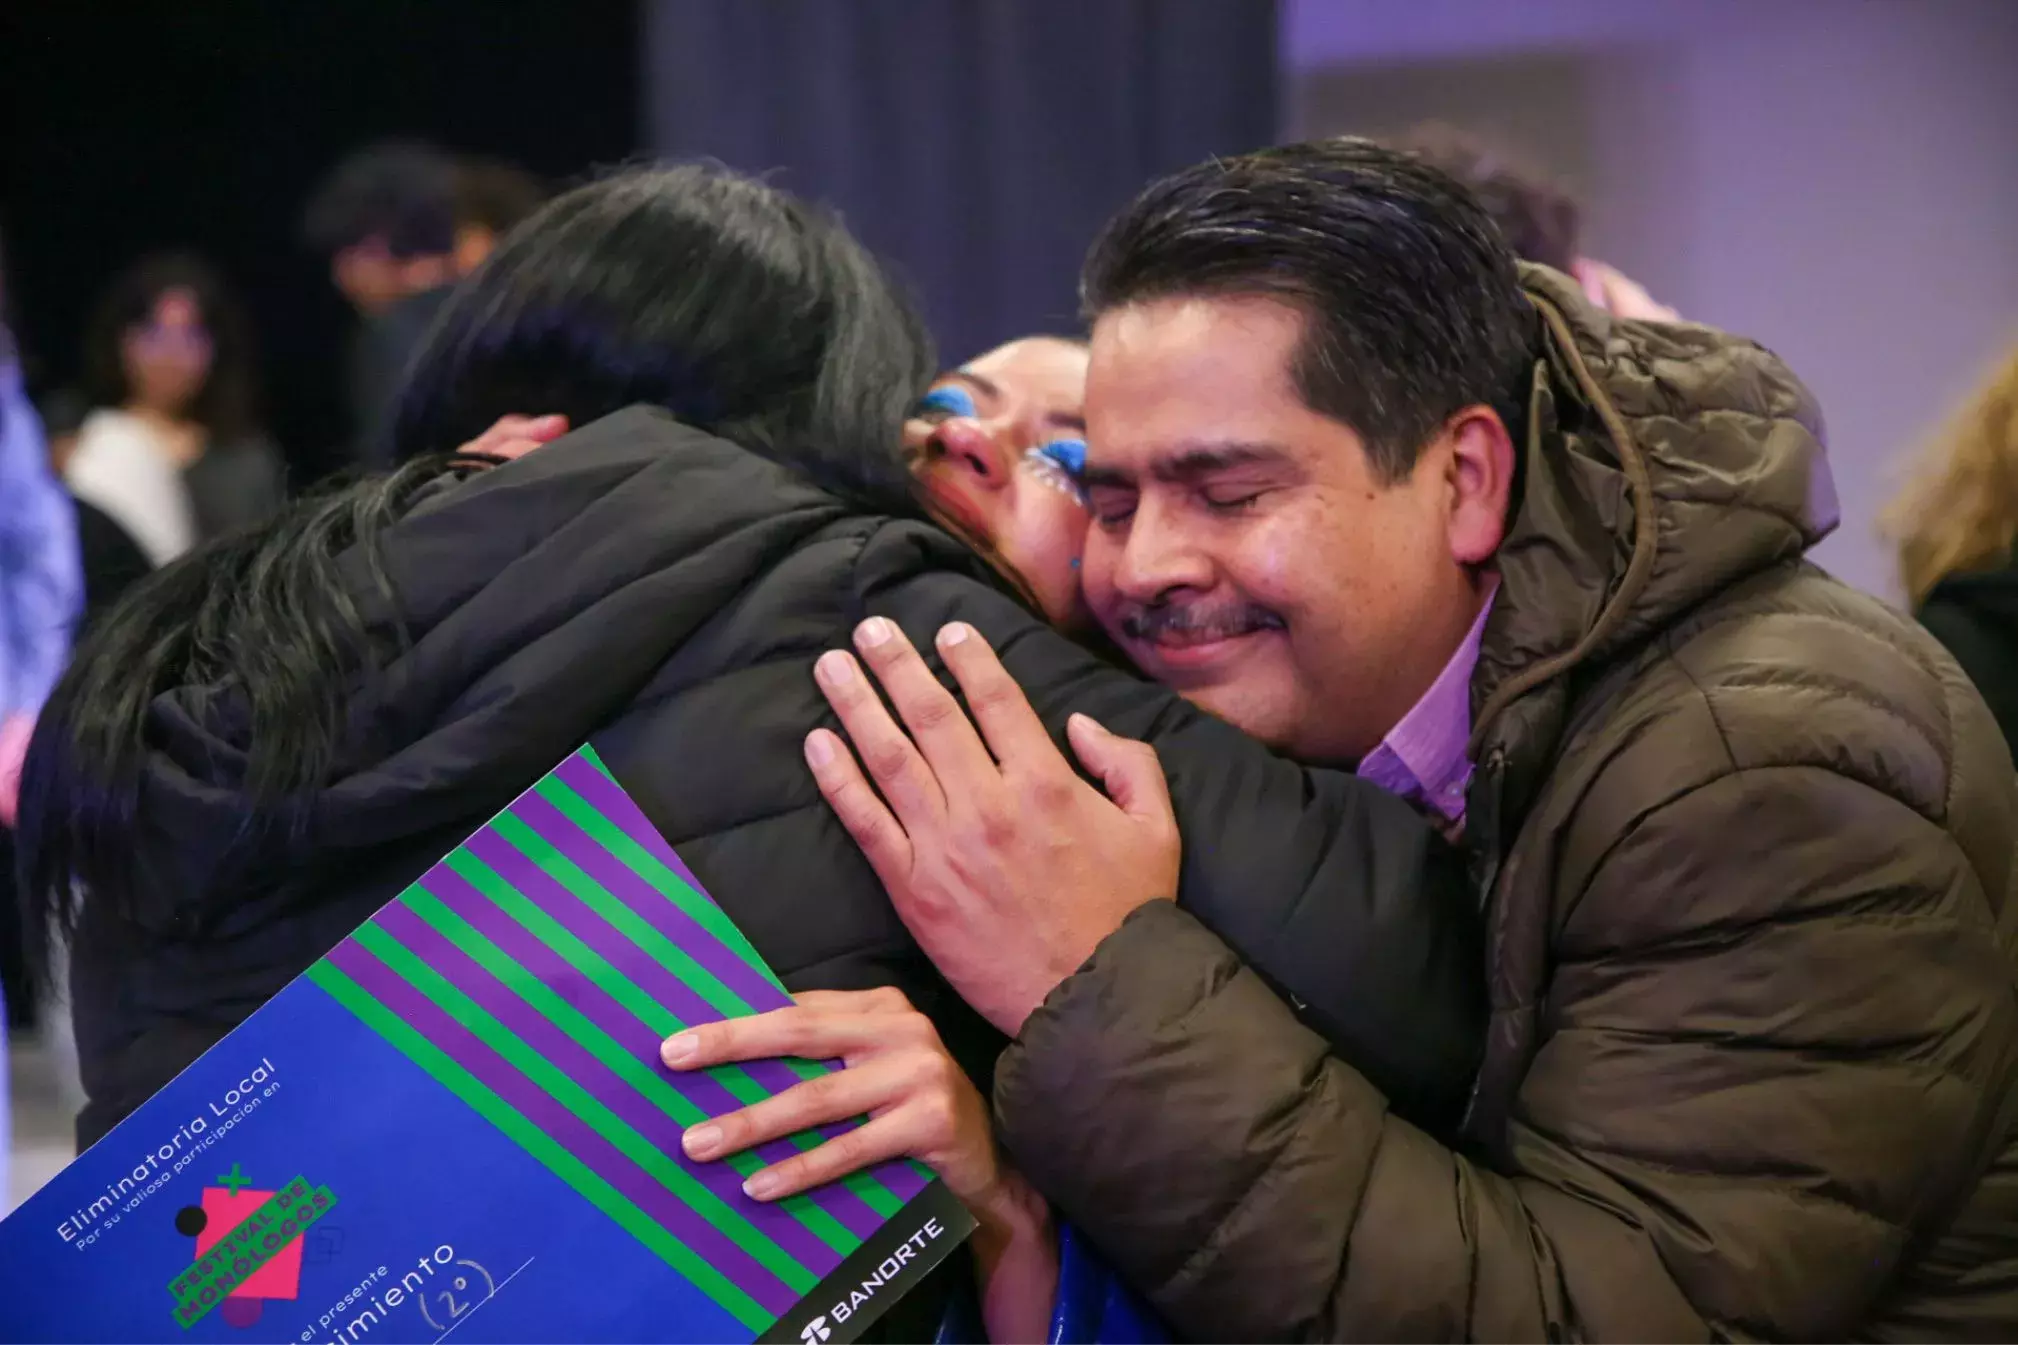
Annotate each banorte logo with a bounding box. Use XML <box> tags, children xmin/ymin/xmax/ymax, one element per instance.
<box><xmin>799</xmin><ymin>1314</ymin><xmax>832</xmax><ymax>1343</ymax></box>
<box><xmin>168</xmin><ymin>1164</ymin><xmax>338</xmax><ymax>1330</ymax></box>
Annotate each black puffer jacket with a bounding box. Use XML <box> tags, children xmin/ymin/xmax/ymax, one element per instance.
<box><xmin>66</xmin><ymin>406</ymin><xmax>1482</xmax><ymax>1153</ymax></box>
<box><xmin>1918</xmin><ymin>557</ymin><xmax>2018</xmax><ymax>761</ymax></box>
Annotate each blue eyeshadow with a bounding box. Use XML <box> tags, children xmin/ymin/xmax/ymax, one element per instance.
<box><xmin>917</xmin><ymin>384</ymin><xmax>977</xmax><ymax>418</ymax></box>
<box><xmin>1038</xmin><ymin>437</ymin><xmax>1087</xmax><ymax>478</ymax></box>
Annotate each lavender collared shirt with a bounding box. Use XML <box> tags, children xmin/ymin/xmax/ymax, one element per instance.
<box><xmin>1357</xmin><ymin>581</ymin><xmax>1498</xmax><ymax>829</ymax></box>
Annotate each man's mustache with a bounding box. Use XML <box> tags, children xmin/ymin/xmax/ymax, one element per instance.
<box><xmin>1118</xmin><ymin>601</ymin><xmax>1286</xmax><ymax>643</ymax></box>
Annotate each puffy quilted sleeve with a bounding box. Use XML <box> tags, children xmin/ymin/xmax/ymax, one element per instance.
<box><xmin>851</xmin><ymin>521</ymin><xmax>1484</xmax><ymax>1128</ymax></box>
<box><xmin>993</xmin><ymin>764</ymin><xmax>2018</xmax><ymax>1340</ymax></box>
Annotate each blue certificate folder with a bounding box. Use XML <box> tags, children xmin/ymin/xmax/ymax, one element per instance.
<box><xmin>0</xmin><ymin>746</ymin><xmax>974</xmax><ymax>1343</ymax></box>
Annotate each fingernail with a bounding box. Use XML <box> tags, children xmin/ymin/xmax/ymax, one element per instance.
<box><xmin>816</xmin><ymin>651</ymin><xmax>855</xmax><ymax>686</ymax></box>
<box><xmin>682</xmin><ymin>1124</ymin><xmax>720</xmax><ymax>1158</ymax></box>
<box><xmin>1069</xmin><ymin>712</ymin><xmax>1105</xmax><ymax>737</ymax></box>
<box><xmin>661</xmin><ymin>1032</ymin><xmax>699</xmax><ymax>1065</ymax></box>
<box><xmin>856</xmin><ymin>617</ymin><xmax>895</xmax><ymax>648</ymax></box>
<box><xmin>805</xmin><ymin>731</ymin><xmax>835</xmax><ymax>768</ymax></box>
<box><xmin>937</xmin><ymin>622</ymin><xmax>971</xmax><ymax>648</ymax></box>
<box><xmin>743</xmin><ymin>1169</ymin><xmax>782</xmax><ymax>1200</ymax></box>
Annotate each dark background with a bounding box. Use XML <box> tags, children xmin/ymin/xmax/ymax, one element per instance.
<box><xmin>646</xmin><ymin>0</ymin><xmax>1279</xmax><ymax>366</ymax></box>
<box><xmin>0</xmin><ymin>1</ymin><xmax>1278</xmax><ymax>482</ymax></box>
<box><xmin>0</xmin><ymin>2</ymin><xmax>641</xmax><ymax>480</ymax></box>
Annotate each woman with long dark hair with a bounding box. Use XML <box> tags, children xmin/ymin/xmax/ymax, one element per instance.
<box><xmin>65</xmin><ymin>254</ymin><xmax>285</xmax><ymax>563</ymax></box>
<box><xmin>19</xmin><ymin>165</ymin><xmax>1479</xmax><ymax>1336</ymax></box>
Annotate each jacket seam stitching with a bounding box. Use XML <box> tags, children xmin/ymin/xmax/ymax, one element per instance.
<box><xmin>623</xmin><ymin>642</ymin><xmax>842</xmax><ymax>713</ymax></box>
<box><xmin>1655</xmin><ymin>588</ymin><xmax>1951</xmax><ymax>779</ymax></box>
<box><xmin>1706</xmin><ymin>672</ymin><xmax>1946</xmax><ymax>759</ymax></box>
<box><xmin>1669</xmin><ymin>630</ymin><xmax>1949</xmax><ymax>826</ymax></box>
<box><xmin>1557</xmin><ymin>903</ymin><xmax>1979</xmax><ymax>968</ymax></box>
<box><xmin>841</xmin><ymin>517</ymin><xmax>903</xmax><ymax>629</ymax></box>
<box><xmin>1642</xmin><ymin>490</ymin><xmax>1806</xmax><ymax>533</ymax></box>
<box><xmin>622</xmin><ymin>521</ymin><xmax>880</xmax><ymax>712</ymax></box>
<box><xmin>1165</xmin><ymin>1059</ymin><xmax>1360</xmax><ymax>1319</ymax></box>
<box><xmin>1511</xmin><ymin>1121</ymin><xmax>1908</xmax><ymax>1234</ymax></box>
<box><xmin>660</xmin><ymin>793</ymin><xmax>829</xmax><ymax>852</ymax></box>
<box><xmin>1662</xmin><ymin>591</ymin><xmax>1874</xmax><ymax>656</ymax></box>
<box><xmin>1666</xmin><ymin>637</ymin><xmax>1741</xmax><ymax>774</ymax></box>
<box><xmin>1539</xmin><ymin>1020</ymin><xmax>1984</xmax><ymax>1097</ymax></box>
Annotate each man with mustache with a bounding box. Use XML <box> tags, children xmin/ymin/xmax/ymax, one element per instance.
<box><xmin>804</xmin><ymin>139</ymin><xmax>2018</xmax><ymax>1338</ymax></box>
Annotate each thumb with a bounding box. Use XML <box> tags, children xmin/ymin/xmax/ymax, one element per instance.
<box><xmin>1067</xmin><ymin>714</ymin><xmax>1172</xmax><ymax>823</ymax></box>
<box><xmin>528</xmin><ymin>414</ymin><xmax>569</xmax><ymax>440</ymax></box>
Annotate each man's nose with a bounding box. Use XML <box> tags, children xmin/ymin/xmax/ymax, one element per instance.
<box><xmin>932</xmin><ymin>419</ymin><xmax>1012</xmax><ymax>494</ymax></box>
<box><xmin>1111</xmin><ymin>497</ymin><xmax>1214</xmax><ymax>600</ymax></box>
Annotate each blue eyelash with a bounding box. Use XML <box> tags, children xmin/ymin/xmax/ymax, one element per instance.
<box><xmin>1038</xmin><ymin>437</ymin><xmax>1086</xmax><ymax>479</ymax></box>
<box><xmin>916</xmin><ymin>385</ymin><xmax>977</xmax><ymax>419</ymax></box>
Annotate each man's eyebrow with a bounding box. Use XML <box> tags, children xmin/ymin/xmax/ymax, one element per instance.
<box><xmin>1080</xmin><ymin>442</ymin><xmax>1290</xmax><ymax>492</ymax></box>
<box><xmin>1150</xmin><ymin>443</ymin><xmax>1291</xmax><ymax>481</ymax></box>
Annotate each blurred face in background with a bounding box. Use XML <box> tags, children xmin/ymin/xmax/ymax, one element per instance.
<box><xmin>331</xmin><ymin>236</ymin><xmax>457</xmax><ymax>316</ymax></box>
<box><xmin>905</xmin><ymin>336</ymin><xmax>1093</xmax><ymax>627</ymax></box>
<box><xmin>452</xmin><ymin>224</ymin><xmax>501</xmax><ymax>277</ymax></box>
<box><xmin>121</xmin><ymin>287</ymin><xmax>213</xmax><ymax>417</ymax></box>
<box><xmin>331</xmin><ymin>239</ymin><xmax>408</xmax><ymax>315</ymax></box>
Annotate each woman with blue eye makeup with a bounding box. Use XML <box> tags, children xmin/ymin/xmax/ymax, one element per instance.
<box><xmin>903</xmin><ymin>337</ymin><xmax>1096</xmax><ymax>632</ymax></box>
<box><xmin>23</xmin><ymin>165</ymin><xmax>1480</xmax><ymax>1341</ymax></box>
<box><xmin>466</xmin><ymin>334</ymin><xmax>1102</xmax><ymax>630</ymax></box>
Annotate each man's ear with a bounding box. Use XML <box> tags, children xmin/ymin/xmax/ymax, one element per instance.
<box><xmin>1441</xmin><ymin>405</ymin><xmax>1514</xmax><ymax>566</ymax></box>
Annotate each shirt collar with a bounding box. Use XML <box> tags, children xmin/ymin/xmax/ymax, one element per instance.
<box><xmin>1356</xmin><ymin>579</ymin><xmax>1498</xmax><ymax>827</ymax></box>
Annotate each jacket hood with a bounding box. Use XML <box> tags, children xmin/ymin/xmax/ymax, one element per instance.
<box><xmin>1470</xmin><ymin>265</ymin><xmax>1838</xmax><ymax>755</ymax></box>
<box><xmin>128</xmin><ymin>408</ymin><xmax>891</xmax><ymax>936</ymax></box>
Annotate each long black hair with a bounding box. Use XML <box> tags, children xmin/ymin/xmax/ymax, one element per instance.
<box><xmin>18</xmin><ymin>163</ymin><xmax>936</xmax><ymax>981</ymax></box>
<box><xmin>82</xmin><ymin>252</ymin><xmax>261</xmax><ymax>442</ymax></box>
<box><xmin>394</xmin><ymin>163</ymin><xmax>932</xmax><ymax>511</ymax></box>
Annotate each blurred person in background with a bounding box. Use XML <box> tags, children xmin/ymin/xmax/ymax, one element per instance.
<box><xmin>34</xmin><ymin>387</ymin><xmax>88</xmax><ymax>477</ymax></box>
<box><xmin>66</xmin><ymin>254</ymin><xmax>285</xmax><ymax>565</ymax></box>
<box><xmin>33</xmin><ymin>388</ymin><xmax>155</xmax><ymax>634</ymax></box>
<box><xmin>1887</xmin><ymin>342</ymin><xmax>2018</xmax><ymax>755</ymax></box>
<box><xmin>303</xmin><ymin>140</ymin><xmax>462</xmax><ymax>467</ymax></box>
<box><xmin>451</xmin><ymin>156</ymin><xmax>548</xmax><ymax>275</ymax></box>
<box><xmin>1399</xmin><ymin>121</ymin><xmax>1680</xmax><ymax>322</ymax></box>
<box><xmin>18</xmin><ymin>164</ymin><xmax>1483</xmax><ymax>1339</ymax></box>
<box><xmin>0</xmin><ymin>228</ymin><xmax>83</xmax><ymax>1044</ymax></box>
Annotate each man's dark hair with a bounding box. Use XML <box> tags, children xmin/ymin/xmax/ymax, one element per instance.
<box><xmin>454</xmin><ymin>158</ymin><xmax>549</xmax><ymax>237</ymax></box>
<box><xmin>1081</xmin><ymin>137</ymin><xmax>1538</xmax><ymax>482</ymax></box>
<box><xmin>1395</xmin><ymin>123</ymin><xmax>1582</xmax><ymax>272</ymax></box>
<box><xmin>301</xmin><ymin>140</ymin><xmax>459</xmax><ymax>258</ymax></box>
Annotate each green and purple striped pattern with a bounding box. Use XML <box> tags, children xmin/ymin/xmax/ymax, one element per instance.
<box><xmin>303</xmin><ymin>747</ymin><xmax>931</xmax><ymax>1334</ymax></box>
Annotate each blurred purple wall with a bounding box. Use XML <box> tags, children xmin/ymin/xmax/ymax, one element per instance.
<box><xmin>641</xmin><ymin>0</ymin><xmax>1276</xmax><ymax>369</ymax></box>
<box><xmin>1283</xmin><ymin>0</ymin><xmax>2018</xmax><ymax>600</ymax></box>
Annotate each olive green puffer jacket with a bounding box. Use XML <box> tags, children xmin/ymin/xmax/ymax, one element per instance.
<box><xmin>994</xmin><ymin>268</ymin><xmax>2018</xmax><ymax>1341</ymax></box>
